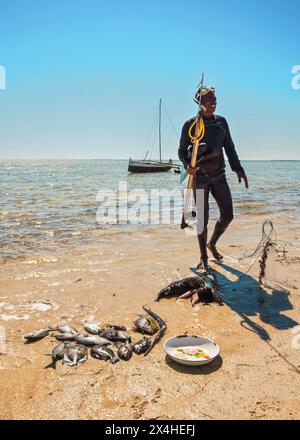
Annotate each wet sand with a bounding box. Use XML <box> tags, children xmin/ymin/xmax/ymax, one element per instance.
<box><xmin>0</xmin><ymin>217</ymin><xmax>300</xmax><ymax>420</ymax></box>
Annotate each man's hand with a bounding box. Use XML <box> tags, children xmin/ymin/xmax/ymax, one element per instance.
<box><xmin>186</xmin><ymin>165</ymin><xmax>199</xmax><ymax>175</ymax></box>
<box><xmin>237</xmin><ymin>170</ymin><xmax>249</xmax><ymax>188</ymax></box>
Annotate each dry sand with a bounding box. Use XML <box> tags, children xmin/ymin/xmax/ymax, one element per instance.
<box><xmin>0</xmin><ymin>217</ymin><xmax>300</xmax><ymax>420</ymax></box>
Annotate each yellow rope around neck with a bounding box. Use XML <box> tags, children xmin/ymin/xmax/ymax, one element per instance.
<box><xmin>188</xmin><ymin>116</ymin><xmax>205</xmax><ymax>143</ymax></box>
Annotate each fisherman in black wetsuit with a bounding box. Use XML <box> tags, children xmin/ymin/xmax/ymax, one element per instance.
<box><xmin>178</xmin><ymin>86</ymin><xmax>248</xmax><ymax>271</ymax></box>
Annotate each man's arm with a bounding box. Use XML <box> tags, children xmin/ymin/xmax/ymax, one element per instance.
<box><xmin>222</xmin><ymin>117</ymin><xmax>244</xmax><ymax>173</ymax></box>
<box><xmin>222</xmin><ymin>117</ymin><xmax>248</xmax><ymax>188</ymax></box>
<box><xmin>178</xmin><ymin>121</ymin><xmax>192</xmax><ymax>170</ymax></box>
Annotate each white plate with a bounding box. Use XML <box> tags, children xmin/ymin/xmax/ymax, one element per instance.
<box><xmin>164</xmin><ymin>335</ymin><xmax>220</xmax><ymax>366</ymax></box>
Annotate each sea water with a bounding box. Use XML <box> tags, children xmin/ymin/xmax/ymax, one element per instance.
<box><xmin>1</xmin><ymin>159</ymin><xmax>299</xmax><ymax>260</ymax></box>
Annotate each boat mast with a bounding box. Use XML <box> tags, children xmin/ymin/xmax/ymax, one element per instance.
<box><xmin>159</xmin><ymin>98</ymin><xmax>162</xmax><ymax>162</ymax></box>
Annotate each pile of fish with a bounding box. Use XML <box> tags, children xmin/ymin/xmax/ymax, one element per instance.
<box><xmin>24</xmin><ymin>306</ymin><xmax>166</xmax><ymax>368</ymax></box>
<box><xmin>24</xmin><ymin>276</ymin><xmax>223</xmax><ymax>369</ymax></box>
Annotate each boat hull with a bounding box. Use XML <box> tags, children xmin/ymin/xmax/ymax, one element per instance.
<box><xmin>128</xmin><ymin>160</ymin><xmax>173</xmax><ymax>173</ymax></box>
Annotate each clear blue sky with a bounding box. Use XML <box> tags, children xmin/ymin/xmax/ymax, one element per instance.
<box><xmin>0</xmin><ymin>0</ymin><xmax>299</xmax><ymax>159</ymax></box>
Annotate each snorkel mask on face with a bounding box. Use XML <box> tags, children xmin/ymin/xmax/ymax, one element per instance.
<box><xmin>194</xmin><ymin>86</ymin><xmax>216</xmax><ymax>111</ymax></box>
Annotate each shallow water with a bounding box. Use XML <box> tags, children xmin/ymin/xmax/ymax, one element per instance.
<box><xmin>1</xmin><ymin>159</ymin><xmax>299</xmax><ymax>260</ymax></box>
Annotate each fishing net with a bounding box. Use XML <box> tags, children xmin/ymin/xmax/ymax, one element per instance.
<box><xmin>259</xmin><ymin>240</ymin><xmax>277</xmax><ymax>289</ymax></box>
<box><xmin>220</xmin><ymin>220</ymin><xmax>294</xmax><ymax>290</ymax></box>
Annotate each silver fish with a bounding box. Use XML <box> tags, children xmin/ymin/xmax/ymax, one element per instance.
<box><xmin>75</xmin><ymin>334</ymin><xmax>109</xmax><ymax>347</ymax></box>
<box><xmin>91</xmin><ymin>345</ymin><xmax>119</xmax><ymax>364</ymax></box>
<box><xmin>63</xmin><ymin>344</ymin><xmax>88</xmax><ymax>367</ymax></box>
<box><xmin>83</xmin><ymin>322</ymin><xmax>102</xmax><ymax>335</ymax></box>
<box><xmin>99</xmin><ymin>328</ymin><xmax>119</xmax><ymax>341</ymax></box>
<box><xmin>45</xmin><ymin>342</ymin><xmax>68</xmax><ymax>369</ymax></box>
<box><xmin>100</xmin><ymin>328</ymin><xmax>131</xmax><ymax>342</ymax></box>
<box><xmin>54</xmin><ymin>333</ymin><xmax>77</xmax><ymax>342</ymax></box>
<box><xmin>24</xmin><ymin>328</ymin><xmax>51</xmax><ymax>343</ymax></box>
<box><xmin>117</xmin><ymin>331</ymin><xmax>132</xmax><ymax>343</ymax></box>
<box><xmin>56</xmin><ymin>322</ymin><xmax>78</xmax><ymax>335</ymax></box>
<box><xmin>117</xmin><ymin>343</ymin><xmax>133</xmax><ymax>361</ymax></box>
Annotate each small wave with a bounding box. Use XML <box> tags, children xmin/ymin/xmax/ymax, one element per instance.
<box><xmin>43</xmin><ymin>230</ymin><xmax>62</xmax><ymax>237</ymax></box>
<box><xmin>236</xmin><ymin>202</ymin><xmax>265</xmax><ymax>210</ymax></box>
<box><xmin>23</xmin><ymin>257</ymin><xmax>58</xmax><ymax>265</ymax></box>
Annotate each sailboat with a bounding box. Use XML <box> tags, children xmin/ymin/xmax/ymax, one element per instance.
<box><xmin>128</xmin><ymin>99</ymin><xmax>179</xmax><ymax>173</ymax></box>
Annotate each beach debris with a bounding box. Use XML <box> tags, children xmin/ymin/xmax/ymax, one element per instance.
<box><xmin>63</xmin><ymin>344</ymin><xmax>88</xmax><ymax>367</ymax></box>
<box><xmin>24</xmin><ymin>328</ymin><xmax>52</xmax><ymax>343</ymax></box>
<box><xmin>117</xmin><ymin>343</ymin><xmax>133</xmax><ymax>361</ymax></box>
<box><xmin>142</xmin><ymin>306</ymin><xmax>167</xmax><ymax>356</ymax></box>
<box><xmin>133</xmin><ymin>315</ymin><xmax>159</xmax><ymax>335</ymax></box>
<box><xmin>83</xmin><ymin>322</ymin><xmax>102</xmax><ymax>335</ymax></box>
<box><xmin>155</xmin><ymin>276</ymin><xmax>205</xmax><ymax>301</ymax></box>
<box><xmin>75</xmin><ymin>334</ymin><xmax>109</xmax><ymax>347</ymax></box>
<box><xmin>91</xmin><ymin>344</ymin><xmax>119</xmax><ymax>364</ymax></box>
<box><xmin>132</xmin><ymin>337</ymin><xmax>151</xmax><ymax>354</ymax></box>
<box><xmin>45</xmin><ymin>342</ymin><xmax>69</xmax><ymax>369</ymax></box>
<box><xmin>56</xmin><ymin>322</ymin><xmax>78</xmax><ymax>335</ymax></box>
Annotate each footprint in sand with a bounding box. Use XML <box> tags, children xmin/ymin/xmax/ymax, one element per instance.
<box><xmin>131</xmin><ymin>396</ymin><xmax>149</xmax><ymax>419</ymax></box>
<box><xmin>151</xmin><ymin>388</ymin><xmax>162</xmax><ymax>404</ymax></box>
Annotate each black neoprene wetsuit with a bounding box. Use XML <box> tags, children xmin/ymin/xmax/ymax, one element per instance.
<box><xmin>178</xmin><ymin>114</ymin><xmax>244</xmax><ymax>261</ymax></box>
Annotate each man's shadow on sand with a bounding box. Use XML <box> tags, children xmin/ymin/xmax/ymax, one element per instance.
<box><xmin>193</xmin><ymin>260</ymin><xmax>300</xmax><ymax>375</ymax></box>
<box><xmin>192</xmin><ymin>261</ymin><xmax>298</xmax><ymax>342</ymax></box>
<box><xmin>166</xmin><ymin>261</ymin><xmax>299</xmax><ymax>375</ymax></box>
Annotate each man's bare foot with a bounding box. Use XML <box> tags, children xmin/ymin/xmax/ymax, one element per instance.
<box><xmin>196</xmin><ymin>257</ymin><xmax>209</xmax><ymax>271</ymax></box>
<box><xmin>207</xmin><ymin>242</ymin><xmax>223</xmax><ymax>261</ymax></box>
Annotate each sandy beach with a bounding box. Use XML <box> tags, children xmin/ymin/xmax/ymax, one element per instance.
<box><xmin>1</xmin><ymin>0</ymin><xmax>300</xmax><ymax>423</ymax></box>
<box><xmin>0</xmin><ymin>215</ymin><xmax>299</xmax><ymax>420</ymax></box>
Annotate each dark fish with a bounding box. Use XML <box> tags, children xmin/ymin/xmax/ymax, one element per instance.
<box><xmin>142</xmin><ymin>306</ymin><xmax>166</xmax><ymax>330</ymax></box>
<box><xmin>142</xmin><ymin>306</ymin><xmax>167</xmax><ymax>356</ymax></box>
<box><xmin>75</xmin><ymin>334</ymin><xmax>109</xmax><ymax>347</ymax></box>
<box><xmin>117</xmin><ymin>343</ymin><xmax>133</xmax><ymax>361</ymax></box>
<box><xmin>198</xmin><ymin>287</ymin><xmax>223</xmax><ymax>305</ymax></box>
<box><xmin>99</xmin><ymin>328</ymin><xmax>131</xmax><ymax>343</ymax></box>
<box><xmin>63</xmin><ymin>344</ymin><xmax>88</xmax><ymax>366</ymax></box>
<box><xmin>132</xmin><ymin>337</ymin><xmax>151</xmax><ymax>354</ymax></box>
<box><xmin>106</xmin><ymin>324</ymin><xmax>127</xmax><ymax>331</ymax></box>
<box><xmin>24</xmin><ymin>328</ymin><xmax>51</xmax><ymax>343</ymax></box>
<box><xmin>91</xmin><ymin>345</ymin><xmax>119</xmax><ymax>364</ymax></box>
<box><xmin>45</xmin><ymin>342</ymin><xmax>68</xmax><ymax>369</ymax></box>
<box><xmin>155</xmin><ymin>276</ymin><xmax>205</xmax><ymax>301</ymax></box>
<box><xmin>179</xmin><ymin>287</ymin><xmax>223</xmax><ymax>306</ymax></box>
<box><xmin>133</xmin><ymin>315</ymin><xmax>158</xmax><ymax>335</ymax></box>
<box><xmin>54</xmin><ymin>332</ymin><xmax>77</xmax><ymax>342</ymax></box>
<box><xmin>116</xmin><ymin>330</ymin><xmax>132</xmax><ymax>343</ymax></box>
<box><xmin>83</xmin><ymin>322</ymin><xmax>102</xmax><ymax>335</ymax></box>
<box><xmin>99</xmin><ymin>328</ymin><xmax>119</xmax><ymax>341</ymax></box>
<box><xmin>56</xmin><ymin>323</ymin><xmax>78</xmax><ymax>335</ymax></box>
